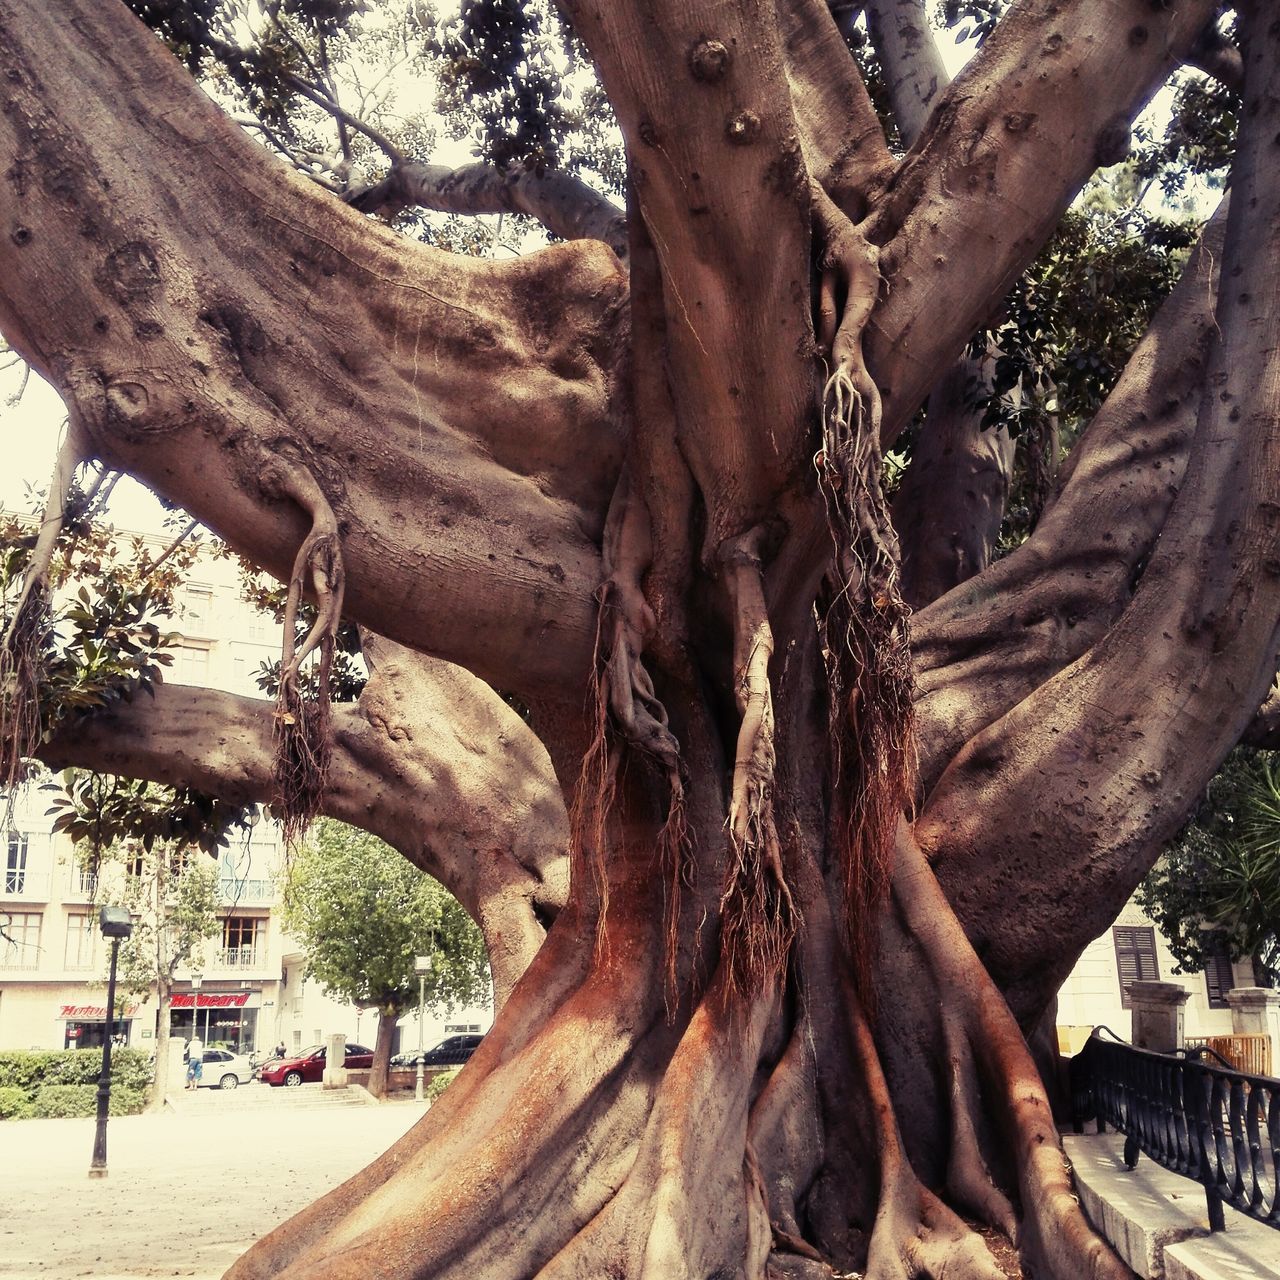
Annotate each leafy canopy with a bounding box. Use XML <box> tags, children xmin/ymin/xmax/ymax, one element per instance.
<box><xmin>1137</xmin><ymin>749</ymin><xmax>1280</xmax><ymax>983</ymax></box>
<box><xmin>283</xmin><ymin>818</ymin><xmax>490</xmax><ymax>1015</ymax></box>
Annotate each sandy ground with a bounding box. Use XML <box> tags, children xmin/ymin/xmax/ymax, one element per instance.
<box><xmin>0</xmin><ymin>1090</ymin><xmax>424</xmax><ymax>1279</ymax></box>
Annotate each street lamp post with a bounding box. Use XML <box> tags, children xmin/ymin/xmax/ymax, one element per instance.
<box><xmin>414</xmin><ymin>955</ymin><xmax>432</xmax><ymax>1102</ymax></box>
<box><xmin>189</xmin><ymin>971</ymin><xmax>203</xmax><ymax>1088</ymax></box>
<box><xmin>89</xmin><ymin>906</ymin><xmax>133</xmax><ymax>1178</ymax></box>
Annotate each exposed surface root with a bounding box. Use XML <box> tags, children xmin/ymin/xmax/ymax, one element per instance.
<box><xmin>0</xmin><ymin>421</ymin><xmax>85</xmax><ymax>813</ymax></box>
<box><xmin>891</xmin><ymin>824</ymin><xmax>1130</xmax><ymax>1280</ymax></box>
<box><xmin>846</xmin><ymin>973</ymin><xmax>1007</xmax><ymax>1280</ymax></box>
<box><xmin>811</xmin><ymin>184</ymin><xmax>916</xmax><ymax>1006</ymax></box>
<box><xmin>259</xmin><ymin>458</ymin><xmax>345</xmax><ymax>844</ymax></box>
<box><xmin>719</xmin><ymin>529</ymin><xmax>796</xmax><ymax>993</ymax></box>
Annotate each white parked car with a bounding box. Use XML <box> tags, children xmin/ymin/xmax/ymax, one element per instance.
<box><xmin>195</xmin><ymin>1048</ymin><xmax>257</xmax><ymax>1090</ymax></box>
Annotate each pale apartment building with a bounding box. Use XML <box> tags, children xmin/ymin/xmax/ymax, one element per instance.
<box><xmin>0</xmin><ymin>526</ymin><xmax>490</xmax><ymax>1056</ymax></box>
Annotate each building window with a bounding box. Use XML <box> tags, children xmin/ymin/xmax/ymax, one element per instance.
<box><xmin>1113</xmin><ymin>925</ymin><xmax>1160</xmax><ymax>1009</ymax></box>
<box><xmin>175</xmin><ymin>644</ymin><xmax>211</xmax><ymax>685</ymax></box>
<box><xmin>5</xmin><ymin>831</ymin><xmax>28</xmax><ymax>893</ymax></box>
<box><xmin>221</xmin><ymin>916</ymin><xmax>263</xmax><ymax>966</ymax></box>
<box><xmin>1203</xmin><ymin>935</ymin><xmax>1236</xmax><ymax>1009</ymax></box>
<box><xmin>183</xmin><ymin>587</ymin><xmax>213</xmax><ymax>630</ymax></box>
<box><xmin>64</xmin><ymin>912</ymin><xmax>97</xmax><ymax>969</ymax></box>
<box><xmin>0</xmin><ymin>911</ymin><xmax>42</xmax><ymax>969</ymax></box>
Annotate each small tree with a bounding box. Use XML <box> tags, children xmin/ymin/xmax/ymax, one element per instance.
<box><xmin>1138</xmin><ymin>749</ymin><xmax>1280</xmax><ymax>985</ymax></box>
<box><xmin>49</xmin><ymin>769</ymin><xmax>252</xmax><ymax>1108</ymax></box>
<box><xmin>283</xmin><ymin>819</ymin><xmax>490</xmax><ymax>1098</ymax></box>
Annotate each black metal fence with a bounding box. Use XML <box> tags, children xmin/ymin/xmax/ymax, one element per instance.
<box><xmin>1071</xmin><ymin>1027</ymin><xmax>1279</xmax><ymax>1232</ymax></box>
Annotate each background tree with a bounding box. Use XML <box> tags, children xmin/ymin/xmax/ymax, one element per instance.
<box><xmin>47</xmin><ymin>769</ymin><xmax>251</xmax><ymax>1109</ymax></box>
<box><xmin>0</xmin><ymin>3</ymin><xmax>1277</xmax><ymax>1279</ymax></box>
<box><xmin>1138</xmin><ymin>749</ymin><xmax>1280</xmax><ymax>985</ymax></box>
<box><xmin>282</xmin><ymin>818</ymin><xmax>490</xmax><ymax>1098</ymax></box>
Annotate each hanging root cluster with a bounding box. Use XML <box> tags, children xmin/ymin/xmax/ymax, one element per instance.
<box><xmin>812</xmin><ymin>184</ymin><xmax>917</xmax><ymax>1006</ymax></box>
<box><xmin>261</xmin><ymin>460</ymin><xmax>346</xmax><ymax>846</ymax></box>
<box><xmin>571</xmin><ymin>466</ymin><xmax>691</xmax><ymax>996</ymax></box>
<box><xmin>718</xmin><ymin>529</ymin><xmax>796</xmax><ymax>996</ymax></box>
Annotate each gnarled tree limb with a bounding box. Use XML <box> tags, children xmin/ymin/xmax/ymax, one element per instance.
<box><xmin>347</xmin><ymin>161</ymin><xmax>630</xmax><ymax>261</ymax></box>
<box><xmin>37</xmin><ymin>644</ymin><xmax>570</xmax><ymax>1007</ymax></box>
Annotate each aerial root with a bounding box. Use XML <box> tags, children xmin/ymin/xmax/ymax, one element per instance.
<box><xmin>719</xmin><ymin>529</ymin><xmax>796</xmax><ymax>994</ymax></box>
<box><xmin>812</xmin><ymin>181</ymin><xmax>883</xmax><ymax>456</ymax></box>
<box><xmin>1</xmin><ymin>420</ymin><xmax>87</xmax><ymax>812</ymax></box>
<box><xmin>940</xmin><ymin>1007</ymin><xmax>1020</xmax><ymax>1242</ymax></box>
<box><xmin>574</xmin><ymin>464</ymin><xmax>691</xmax><ymax>979</ymax></box>
<box><xmin>259</xmin><ymin>458</ymin><xmax>346</xmax><ymax>845</ymax></box>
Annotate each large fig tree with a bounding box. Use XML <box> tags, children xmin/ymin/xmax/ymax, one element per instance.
<box><xmin>1</xmin><ymin>1</ymin><xmax>1278</xmax><ymax>1277</ymax></box>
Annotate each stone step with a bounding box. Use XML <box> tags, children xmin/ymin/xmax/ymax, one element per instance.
<box><xmin>167</xmin><ymin>1082</ymin><xmax>380</xmax><ymax>1112</ymax></box>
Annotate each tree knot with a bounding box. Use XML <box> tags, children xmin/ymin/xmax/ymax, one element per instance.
<box><xmin>689</xmin><ymin>39</ymin><xmax>730</xmax><ymax>83</ymax></box>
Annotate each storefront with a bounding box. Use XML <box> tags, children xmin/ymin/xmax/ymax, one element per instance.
<box><xmin>59</xmin><ymin>1002</ymin><xmax>138</xmax><ymax>1050</ymax></box>
<box><xmin>170</xmin><ymin>990</ymin><xmax>259</xmax><ymax>1053</ymax></box>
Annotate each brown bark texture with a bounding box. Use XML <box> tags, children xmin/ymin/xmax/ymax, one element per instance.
<box><xmin>1</xmin><ymin>1</ymin><xmax>1278</xmax><ymax>1278</ymax></box>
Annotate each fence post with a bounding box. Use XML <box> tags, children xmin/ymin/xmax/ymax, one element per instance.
<box><xmin>1187</xmin><ymin>1062</ymin><xmax>1226</xmax><ymax>1232</ymax></box>
<box><xmin>1225</xmin><ymin>988</ymin><xmax>1279</xmax><ymax>1075</ymax></box>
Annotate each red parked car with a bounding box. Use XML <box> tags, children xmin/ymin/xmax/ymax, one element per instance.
<box><xmin>259</xmin><ymin>1043</ymin><xmax>375</xmax><ymax>1087</ymax></box>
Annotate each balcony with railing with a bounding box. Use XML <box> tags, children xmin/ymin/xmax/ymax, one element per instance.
<box><xmin>1</xmin><ymin>870</ymin><xmax>51</xmax><ymax>902</ymax></box>
<box><xmin>63</xmin><ymin>869</ymin><xmax>99</xmax><ymax>901</ymax></box>
<box><xmin>216</xmin><ymin>877</ymin><xmax>275</xmax><ymax>906</ymax></box>
<box><xmin>212</xmin><ymin>944</ymin><xmax>266</xmax><ymax>970</ymax></box>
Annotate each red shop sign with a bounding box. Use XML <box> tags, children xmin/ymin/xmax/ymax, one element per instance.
<box><xmin>171</xmin><ymin>993</ymin><xmax>251</xmax><ymax>1009</ymax></box>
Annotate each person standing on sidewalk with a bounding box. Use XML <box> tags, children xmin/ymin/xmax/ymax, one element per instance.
<box><xmin>185</xmin><ymin>1035</ymin><xmax>204</xmax><ymax>1090</ymax></box>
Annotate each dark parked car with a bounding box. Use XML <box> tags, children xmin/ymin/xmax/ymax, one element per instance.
<box><xmin>393</xmin><ymin>1034</ymin><xmax>484</xmax><ymax>1069</ymax></box>
<box><xmin>259</xmin><ymin>1042</ymin><xmax>375</xmax><ymax>1087</ymax></box>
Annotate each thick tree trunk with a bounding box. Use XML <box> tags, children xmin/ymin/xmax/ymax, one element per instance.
<box><xmin>3</xmin><ymin>3</ymin><xmax>1278</xmax><ymax>1279</ymax></box>
<box><xmin>367</xmin><ymin>1007</ymin><xmax>398</xmax><ymax>1101</ymax></box>
<box><xmin>147</xmin><ymin>985</ymin><xmax>172</xmax><ymax>1113</ymax></box>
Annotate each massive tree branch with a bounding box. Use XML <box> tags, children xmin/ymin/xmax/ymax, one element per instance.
<box><xmin>0</xmin><ymin>0</ymin><xmax>626</xmax><ymax>702</ymax></box>
<box><xmin>911</xmin><ymin>204</ymin><xmax>1226</xmax><ymax>791</ymax></box>
<box><xmin>347</xmin><ymin>162</ymin><xmax>630</xmax><ymax>260</ymax></box>
<box><xmin>781</xmin><ymin>0</ymin><xmax>896</xmax><ymax>213</ymax></box>
<box><xmin>919</xmin><ymin>15</ymin><xmax>1280</xmax><ymax>1022</ymax></box>
<box><xmin>865</xmin><ymin>0</ymin><xmax>1221</xmax><ymax>441</ymax></box>
<box><xmin>38</xmin><ymin>647</ymin><xmax>570</xmax><ymax>1007</ymax></box>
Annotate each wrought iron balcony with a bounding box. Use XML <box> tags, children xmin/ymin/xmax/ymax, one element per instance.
<box><xmin>216</xmin><ymin>877</ymin><xmax>275</xmax><ymax>906</ymax></box>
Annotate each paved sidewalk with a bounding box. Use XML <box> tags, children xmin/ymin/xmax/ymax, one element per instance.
<box><xmin>0</xmin><ymin>1091</ymin><xmax>424</xmax><ymax>1280</ymax></box>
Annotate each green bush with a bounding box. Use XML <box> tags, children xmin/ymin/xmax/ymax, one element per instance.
<box><xmin>29</xmin><ymin>1083</ymin><xmax>146</xmax><ymax>1119</ymax></box>
<box><xmin>31</xmin><ymin>1084</ymin><xmax>97</xmax><ymax>1118</ymax></box>
<box><xmin>0</xmin><ymin>1051</ymin><xmax>61</xmax><ymax>1091</ymax></box>
<box><xmin>0</xmin><ymin>1050</ymin><xmax>153</xmax><ymax>1119</ymax></box>
<box><xmin>0</xmin><ymin>1086</ymin><xmax>33</xmax><ymax>1120</ymax></box>
<box><xmin>424</xmin><ymin>1068</ymin><xmax>459</xmax><ymax>1104</ymax></box>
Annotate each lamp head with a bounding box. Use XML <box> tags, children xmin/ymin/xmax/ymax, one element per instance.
<box><xmin>99</xmin><ymin>905</ymin><xmax>133</xmax><ymax>939</ymax></box>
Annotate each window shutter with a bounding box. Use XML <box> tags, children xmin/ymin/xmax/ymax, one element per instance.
<box><xmin>1113</xmin><ymin>926</ymin><xmax>1159</xmax><ymax>1008</ymax></box>
<box><xmin>1203</xmin><ymin>935</ymin><xmax>1234</xmax><ymax>1009</ymax></box>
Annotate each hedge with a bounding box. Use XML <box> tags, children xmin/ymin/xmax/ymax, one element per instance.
<box><xmin>0</xmin><ymin>1086</ymin><xmax>32</xmax><ymax>1120</ymax></box>
<box><xmin>425</xmin><ymin>1068</ymin><xmax>459</xmax><ymax>1104</ymax></box>
<box><xmin>30</xmin><ymin>1083</ymin><xmax>147</xmax><ymax>1119</ymax></box>
<box><xmin>0</xmin><ymin>1049</ymin><xmax>151</xmax><ymax>1119</ymax></box>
